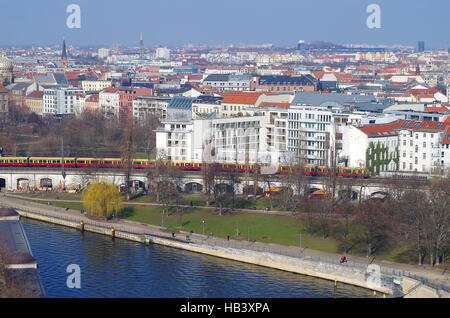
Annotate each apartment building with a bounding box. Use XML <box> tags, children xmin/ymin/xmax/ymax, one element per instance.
<box><xmin>99</xmin><ymin>88</ymin><xmax>120</xmax><ymax>118</ymax></box>
<box><xmin>132</xmin><ymin>96</ymin><xmax>169</xmax><ymax>122</ymax></box>
<box><xmin>81</xmin><ymin>80</ymin><xmax>112</xmax><ymax>92</ymax></box>
<box><xmin>202</xmin><ymin>74</ymin><xmax>251</xmax><ymax>92</ymax></box>
<box><xmin>24</xmin><ymin>90</ymin><xmax>44</xmax><ymax>115</ymax></box>
<box><xmin>43</xmin><ymin>86</ymin><xmax>84</xmax><ymax>115</ymax></box>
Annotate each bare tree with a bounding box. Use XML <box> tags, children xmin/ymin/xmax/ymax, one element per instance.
<box><xmin>120</xmin><ymin>119</ymin><xmax>137</xmax><ymax>200</ymax></box>
<box><xmin>424</xmin><ymin>175</ymin><xmax>450</xmax><ymax>266</ymax></box>
<box><xmin>354</xmin><ymin>200</ymin><xmax>391</xmax><ymax>259</ymax></box>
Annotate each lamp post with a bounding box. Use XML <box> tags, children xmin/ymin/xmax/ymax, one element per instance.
<box><xmin>299</xmin><ymin>231</ymin><xmax>302</xmax><ymax>251</ymax></box>
<box><xmin>202</xmin><ymin>220</ymin><xmax>205</xmax><ymax>236</ymax></box>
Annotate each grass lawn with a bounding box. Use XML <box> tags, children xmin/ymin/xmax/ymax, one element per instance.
<box><xmin>19</xmin><ymin>192</ymin><xmax>83</xmax><ymax>201</ymax></box>
<box><xmin>121</xmin><ymin>205</ymin><xmax>340</xmax><ymax>252</ymax></box>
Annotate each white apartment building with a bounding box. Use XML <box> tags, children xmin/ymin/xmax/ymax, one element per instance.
<box><xmin>398</xmin><ymin>125</ymin><xmax>450</xmax><ymax>173</ymax></box>
<box><xmin>156</xmin><ymin>120</ymin><xmax>195</xmax><ymax>162</ymax></box>
<box><xmin>155</xmin><ymin>115</ymin><xmax>290</xmax><ymax>165</ymax></box>
<box><xmin>342</xmin><ymin>120</ymin><xmax>450</xmax><ymax>174</ymax></box>
<box><xmin>341</xmin><ymin>125</ymin><xmax>399</xmax><ymax>173</ymax></box>
<box><xmin>287</xmin><ymin>104</ymin><xmax>337</xmax><ymax>166</ymax></box>
<box><xmin>99</xmin><ymin>88</ymin><xmax>120</xmax><ymax>118</ymax></box>
<box><xmin>43</xmin><ymin>87</ymin><xmax>84</xmax><ymax>115</ymax></box>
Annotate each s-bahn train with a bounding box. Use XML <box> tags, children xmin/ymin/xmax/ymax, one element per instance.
<box><xmin>0</xmin><ymin>157</ymin><xmax>370</xmax><ymax>178</ymax></box>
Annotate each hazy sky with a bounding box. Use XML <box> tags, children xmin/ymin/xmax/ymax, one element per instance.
<box><xmin>1</xmin><ymin>0</ymin><xmax>448</xmax><ymax>48</ymax></box>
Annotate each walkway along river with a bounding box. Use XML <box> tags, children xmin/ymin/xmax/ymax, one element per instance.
<box><xmin>1</xmin><ymin>195</ymin><xmax>449</xmax><ymax>298</ymax></box>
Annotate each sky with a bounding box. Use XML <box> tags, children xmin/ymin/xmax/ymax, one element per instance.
<box><xmin>1</xmin><ymin>0</ymin><xmax>449</xmax><ymax>49</ymax></box>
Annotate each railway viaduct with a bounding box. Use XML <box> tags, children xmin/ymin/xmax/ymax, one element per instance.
<box><xmin>0</xmin><ymin>168</ymin><xmax>429</xmax><ymax>200</ymax></box>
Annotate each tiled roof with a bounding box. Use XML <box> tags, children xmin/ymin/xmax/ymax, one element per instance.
<box><xmin>359</xmin><ymin>120</ymin><xmax>450</xmax><ymax>138</ymax></box>
<box><xmin>222</xmin><ymin>92</ymin><xmax>267</xmax><ymax>105</ymax></box>
<box><xmin>425</xmin><ymin>106</ymin><xmax>449</xmax><ymax>113</ymax></box>
<box><xmin>442</xmin><ymin>126</ymin><xmax>450</xmax><ymax>144</ymax></box>
<box><xmin>26</xmin><ymin>90</ymin><xmax>44</xmax><ymax>98</ymax></box>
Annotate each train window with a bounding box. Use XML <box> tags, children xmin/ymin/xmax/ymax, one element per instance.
<box><xmin>78</xmin><ymin>160</ymin><xmax>85</xmax><ymax>163</ymax></box>
<box><xmin>175</xmin><ymin>163</ymin><xmax>179</xmax><ymax>167</ymax></box>
<box><xmin>104</xmin><ymin>161</ymin><xmax>112</xmax><ymax>164</ymax></box>
<box><xmin>135</xmin><ymin>161</ymin><xmax>141</xmax><ymax>165</ymax></box>
<box><xmin>186</xmin><ymin>163</ymin><xmax>191</xmax><ymax>167</ymax></box>
<box><xmin>92</xmin><ymin>160</ymin><xmax>98</xmax><ymax>164</ymax></box>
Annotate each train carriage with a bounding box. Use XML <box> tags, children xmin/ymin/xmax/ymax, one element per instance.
<box><xmin>29</xmin><ymin>157</ymin><xmax>76</xmax><ymax>168</ymax></box>
<box><xmin>0</xmin><ymin>157</ymin><xmax>28</xmax><ymax>167</ymax></box>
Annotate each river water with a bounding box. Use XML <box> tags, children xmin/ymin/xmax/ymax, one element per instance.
<box><xmin>22</xmin><ymin>218</ymin><xmax>372</xmax><ymax>298</ymax></box>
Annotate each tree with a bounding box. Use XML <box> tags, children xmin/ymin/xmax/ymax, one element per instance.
<box><xmin>397</xmin><ymin>189</ymin><xmax>428</xmax><ymax>265</ymax></box>
<box><xmin>334</xmin><ymin>201</ymin><xmax>356</xmax><ymax>254</ymax></box>
<box><xmin>424</xmin><ymin>175</ymin><xmax>450</xmax><ymax>266</ymax></box>
<box><xmin>354</xmin><ymin>199</ymin><xmax>391</xmax><ymax>259</ymax></box>
<box><xmin>82</xmin><ymin>179</ymin><xmax>123</xmax><ymax>218</ymax></box>
<box><xmin>120</xmin><ymin>119</ymin><xmax>137</xmax><ymax>200</ymax></box>
<box><xmin>0</xmin><ymin>135</ymin><xmax>15</xmax><ymax>156</ymax></box>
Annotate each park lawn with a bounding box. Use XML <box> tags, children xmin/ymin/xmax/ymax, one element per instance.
<box><xmin>120</xmin><ymin>205</ymin><xmax>341</xmax><ymax>253</ymax></box>
<box><xmin>20</xmin><ymin>192</ymin><xmax>83</xmax><ymax>201</ymax></box>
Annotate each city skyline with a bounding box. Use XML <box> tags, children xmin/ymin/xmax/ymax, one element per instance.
<box><xmin>0</xmin><ymin>0</ymin><xmax>449</xmax><ymax>49</ymax></box>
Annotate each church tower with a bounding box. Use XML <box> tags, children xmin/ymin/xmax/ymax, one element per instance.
<box><xmin>61</xmin><ymin>37</ymin><xmax>68</xmax><ymax>68</ymax></box>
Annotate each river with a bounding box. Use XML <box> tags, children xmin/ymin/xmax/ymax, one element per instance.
<box><xmin>22</xmin><ymin>218</ymin><xmax>372</xmax><ymax>298</ymax></box>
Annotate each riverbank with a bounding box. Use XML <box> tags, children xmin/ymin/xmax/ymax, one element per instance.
<box><xmin>1</xmin><ymin>195</ymin><xmax>448</xmax><ymax>298</ymax></box>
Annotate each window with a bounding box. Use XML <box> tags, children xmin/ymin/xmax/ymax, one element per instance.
<box><xmin>423</xmin><ymin>153</ymin><xmax>426</xmax><ymax>160</ymax></box>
